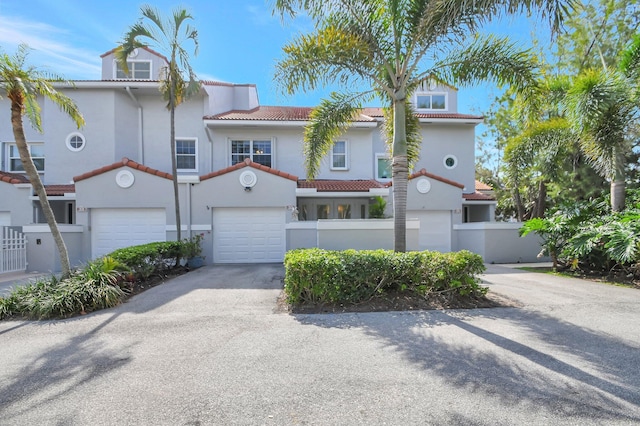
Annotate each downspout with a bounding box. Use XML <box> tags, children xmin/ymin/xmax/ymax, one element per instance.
<box><xmin>187</xmin><ymin>182</ymin><xmax>192</xmax><ymax>237</ymax></box>
<box><xmin>125</xmin><ymin>86</ymin><xmax>144</xmax><ymax>163</ymax></box>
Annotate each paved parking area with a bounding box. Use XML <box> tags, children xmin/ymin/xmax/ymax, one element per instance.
<box><xmin>0</xmin><ymin>264</ymin><xmax>639</xmax><ymax>425</ymax></box>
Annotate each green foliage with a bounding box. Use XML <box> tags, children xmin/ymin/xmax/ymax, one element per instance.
<box><xmin>0</xmin><ymin>240</ymin><xmax>200</xmax><ymax>320</ymax></box>
<box><xmin>368</xmin><ymin>196</ymin><xmax>387</xmax><ymax>218</ymax></box>
<box><xmin>181</xmin><ymin>233</ymin><xmax>205</xmax><ymax>259</ymax></box>
<box><xmin>521</xmin><ymin>189</ymin><xmax>640</xmax><ymax>276</ymax></box>
<box><xmin>109</xmin><ymin>241</ymin><xmax>183</xmax><ymax>280</ymax></box>
<box><xmin>0</xmin><ymin>257</ymin><xmax>125</xmax><ymax>320</ymax></box>
<box><xmin>283</xmin><ymin>249</ymin><xmax>486</xmax><ymax>306</ymax></box>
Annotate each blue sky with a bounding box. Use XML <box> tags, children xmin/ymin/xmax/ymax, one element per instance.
<box><xmin>0</xmin><ymin>0</ymin><xmax>552</xmax><ymax>115</ymax></box>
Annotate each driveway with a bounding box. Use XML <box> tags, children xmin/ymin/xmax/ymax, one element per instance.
<box><xmin>0</xmin><ymin>264</ymin><xmax>639</xmax><ymax>425</ymax></box>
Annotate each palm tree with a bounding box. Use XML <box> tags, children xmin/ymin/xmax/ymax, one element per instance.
<box><xmin>273</xmin><ymin>0</ymin><xmax>568</xmax><ymax>251</ymax></box>
<box><xmin>565</xmin><ymin>68</ymin><xmax>636</xmax><ymax>211</ymax></box>
<box><xmin>117</xmin><ymin>5</ymin><xmax>199</xmax><ymax>241</ymax></box>
<box><xmin>0</xmin><ymin>44</ymin><xmax>84</xmax><ymax>278</ymax></box>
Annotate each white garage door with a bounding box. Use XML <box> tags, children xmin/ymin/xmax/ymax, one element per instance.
<box><xmin>213</xmin><ymin>208</ymin><xmax>285</xmax><ymax>263</ymax></box>
<box><xmin>417</xmin><ymin>211</ymin><xmax>452</xmax><ymax>252</ymax></box>
<box><xmin>92</xmin><ymin>208</ymin><xmax>166</xmax><ymax>258</ymax></box>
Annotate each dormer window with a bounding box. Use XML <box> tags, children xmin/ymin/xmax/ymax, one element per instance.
<box><xmin>115</xmin><ymin>60</ymin><xmax>152</xmax><ymax>80</ymax></box>
<box><xmin>415</xmin><ymin>93</ymin><xmax>447</xmax><ymax>111</ymax></box>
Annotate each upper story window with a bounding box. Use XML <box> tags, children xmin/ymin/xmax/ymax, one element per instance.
<box><xmin>115</xmin><ymin>60</ymin><xmax>152</xmax><ymax>80</ymax></box>
<box><xmin>176</xmin><ymin>138</ymin><xmax>197</xmax><ymax>171</ymax></box>
<box><xmin>7</xmin><ymin>143</ymin><xmax>44</xmax><ymax>172</ymax></box>
<box><xmin>231</xmin><ymin>139</ymin><xmax>272</xmax><ymax>168</ymax></box>
<box><xmin>376</xmin><ymin>153</ymin><xmax>392</xmax><ymax>180</ymax></box>
<box><xmin>330</xmin><ymin>140</ymin><xmax>348</xmax><ymax>170</ymax></box>
<box><xmin>416</xmin><ymin>93</ymin><xmax>447</xmax><ymax>111</ymax></box>
<box><xmin>66</xmin><ymin>132</ymin><xmax>85</xmax><ymax>152</ymax></box>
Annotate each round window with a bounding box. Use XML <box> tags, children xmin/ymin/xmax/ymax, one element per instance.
<box><xmin>443</xmin><ymin>155</ymin><xmax>457</xmax><ymax>169</ymax></box>
<box><xmin>66</xmin><ymin>133</ymin><xmax>85</xmax><ymax>152</ymax></box>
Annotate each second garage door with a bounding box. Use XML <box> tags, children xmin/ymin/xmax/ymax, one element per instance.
<box><xmin>91</xmin><ymin>208</ymin><xmax>166</xmax><ymax>259</ymax></box>
<box><xmin>213</xmin><ymin>208</ymin><xmax>285</xmax><ymax>263</ymax></box>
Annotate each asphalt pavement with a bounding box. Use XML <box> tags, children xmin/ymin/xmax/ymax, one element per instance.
<box><xmin>0</xmin><ymin>263</ymin><xmax>639</xmax><ymax>425</ymax></box>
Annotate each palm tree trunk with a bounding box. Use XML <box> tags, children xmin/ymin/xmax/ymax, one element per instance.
<box><xmin>532</xmin><ymin>180</ymin><xmax>547</xmax><ymax>218</ymax></box>
<box><xmin>513</xmin><ymin>188</ymin><xmax>525</xmax><ymax>221</ymax></box>
<box><xmin>392</xmin><ymin>92</ymin><xmax>408</xmax><ymax>252</ymax></box>
<box><xmin>169</xmin><ymin>83</ymin><xmax>182</xmax><ymax>241</ymax></box>
<box><xmin>611</xmin><ymin>149</ymin><xmax>626</xmax><ymax>212</ymax></box>
<box><xmin>10</xmin><ymin>99</ymin><xmax>71</xmax><ymax>278</ymax></box>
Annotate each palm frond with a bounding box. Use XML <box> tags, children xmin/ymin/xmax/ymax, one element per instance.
<box><xmin>304</xmin><ymin>91</ymin><xmax>370</xmax><ymax>178</ymax></box>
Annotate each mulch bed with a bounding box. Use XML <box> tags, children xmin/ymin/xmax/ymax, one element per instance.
<box><xmin>121</xmin><ymin>266</ymin><xmax>190</xmax><ymax>298</ymax></box>
<box><xmin>276</xmin><ymin>289</ymin><xmax>511</xmax><ymax>314</ymax></box>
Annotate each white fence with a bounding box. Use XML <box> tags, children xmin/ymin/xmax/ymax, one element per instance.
<box><xmin>1</xmin><ymin>227</ymin><xmax>27</xmax><ymax>274</ymax></box>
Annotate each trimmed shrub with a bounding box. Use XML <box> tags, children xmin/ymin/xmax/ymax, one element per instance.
<box><xmin>109</xmin><ymin>241</ymin><xmax>183</xmax><ymax>280</ymax></box>
<box><xmin>283</xmin><ymin>248</ymin><xmax>486</xmax><ymax>306</ymax></box>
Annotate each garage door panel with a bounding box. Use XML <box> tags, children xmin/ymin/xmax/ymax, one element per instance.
<box><xmin>92</xmin><ymin>208</ymin><xmax>166</xmax><ymax>259</ymax></box>
<box><xmin>213</xmin><ymin>208</ymin><xmax>285</xmax><ymax>263</ymax></box>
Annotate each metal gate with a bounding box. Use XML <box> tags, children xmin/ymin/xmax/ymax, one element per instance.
<box><xmin>1</xmin><ymin>227</ymin><xmax>27</xmax><ymax>274</ymax></box>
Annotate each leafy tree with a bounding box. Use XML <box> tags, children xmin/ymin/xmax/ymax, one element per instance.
<box><xmin>0</xmin><ymin>45</ymin><xmax>85</xmax><ymax>278</ymax></box>
<box><xmin>118</xmin><ymin>5</ymin><xmax>199</xmax><ymax>241</ymax></box>
<box><xmin>273</xmin><ymin>0</ymin><xmax>567</xmax><ymax>251</ymax></box>
<box><xmin>555</xmin><ymin>0</ymin><xmax>640</xmax><ymax>74</ymax></box>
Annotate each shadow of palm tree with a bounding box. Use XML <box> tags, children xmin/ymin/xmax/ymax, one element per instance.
<box><xmin>293</xmin><ymin>307</ymin><xmax>640</xmax><ymax>423</ymax></box>
<box><xmin>0</xmin><ymin>312</ymin><xmax>131</xmax><ymax>421</ymax></box>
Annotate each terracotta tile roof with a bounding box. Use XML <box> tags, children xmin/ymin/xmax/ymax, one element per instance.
<box><xmin>463</xmin><ymin>192</ymin><xmax>496</xmax><ymax>201</ymax></box>
<box><xmin>385</xmin><ymin>169</ymin><xmax>464</xmax><ymax>189</ymax></box>
<box><xmin>298</xmin><ymin>179</ymin><xmax>386</xmax><ymax>192</ymax></box>
<box><xmin>0</xmin><ymin>171</ymin><xmax>29</xmax><ymax>184</ymax></box>
<box><xmin>206</xmin><ymin>106</ymin><xmax>377</xmax><ymax>122</ymax></box>
<box><xmin>201</xmin><ymin>81</ymin><xmax>256</xmax><ymax>88</ymax></box>
<box><xmin>73</xmin><ymin>158</ymin><xmax>173</xmax><ymax>182</ymax></box>
<box><xmin>200</xmin><ymin>158</ymin><xmax>298</xmax><ymax>182</ymax></box>
<box><xmin>475</xmin><ymin>180</ymin><xmax>493</xmax><ymax>191</ymax></box>
<box><xmin>45</xmin><ymin>184</ymin><xmax>75</xmax><ymax>196</ymax></box>
<box><xmin>359</xmin><ymin>107</ymin><xmax>483</xmax><ymax>120</ymax></box>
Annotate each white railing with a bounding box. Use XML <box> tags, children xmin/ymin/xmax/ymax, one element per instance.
<box><xmin>1</xmin><ymin>227</ymin><xmax>27</xmax><ymax>274</ymax></box>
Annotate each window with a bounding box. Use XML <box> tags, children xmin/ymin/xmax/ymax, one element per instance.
<box><xmin>115</xmin><ymin>60</ymin><xmax>152</xmax><ymax>80</ymax></box>
<box><xmin>231</xmin><ymin>139</ymin><xmax>272</xmax><ymax>167</ymax></box>
<box><xmin>443</xmin><ymin>154</ymin><xmax>458</xmax><ymax>169</ymax></box>
<box><xmin>66</xmin><ymin>132</ymin><xmax>85</xmax><ymax>152</ymax></box>
<box><xmin>416</xmin><ymin>93</ymin><xmax>447</xmax><ymax>110</ymax></box>
<box><xmin>376</xmin><ymin>154</ymin><xmax>392</xmax><ymax>180</ymax></box>
<box><xmin>176</xmin><ymin>138</ymin><xmax>197</xmax><ymax>171</ymax></box>
<box><xmin>331</xmin><ymin>140</ymin><xmax>348</xmax><ymax>170</ymax></box>
<box><xmin>7</xmin><ymin>143</ymin><xmax>44</xmax><ymax>172</ymax></box>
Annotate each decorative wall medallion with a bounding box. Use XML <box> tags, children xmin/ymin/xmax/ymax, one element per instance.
<box><xmin>416</xmin><ymin>178</ymin><xmax>431</xmax><ymax>194</ymax></box>
<box><xmin>239</xmin><ymin>170</ymin><xmax>258</xmax><ymax>188</ymax></box>
<box><xmin>116</xmin><ymin>170</ymin><xmax>135</xmax><ymax>188</ymax></box>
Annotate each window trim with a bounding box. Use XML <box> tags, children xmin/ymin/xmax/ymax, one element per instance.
<box><xmin>330</xmin><ymin>140</ymin><xmax>349</xmax><ymax>171</ymax></box>
<box><xmin>375</xmin><ymin>153</ymin><xmax>392</xmax><ymax>181</ymax></box>
<box><xmin>415</xmin><ymin>92</ymin><xmax>448</xmax><ymax>111</ymax></box>
<box><xmin>176</xmin><ymin>137</ymin><xmax>198</xmax><ymax>172</ymax></box>
<box><xmin>6</xmin><ymin>142</ymin><xmax>45</xmax><ymax>173</ymax></box>
<box><xmin>443</xmin><ymin>154</ymin><xmax>458</xmax><ymax>169</ymax></box>
<box><xmin>113</xmin><ymin>59</ymin><xmax>153</xmax><ymax>80</ymax></box>
<box><xmin>65</xmin><ymin>132</ymin><xmax>85</xmax><ymax>152</ymax></box>
<box><xmin>228</xmin><ymin>138</ymin><xmax>275</xmax><ymax>168</ymax></box>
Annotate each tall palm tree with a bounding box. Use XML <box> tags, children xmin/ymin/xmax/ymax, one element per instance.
<box><xmin>117</xmin><ymin>5</ymin><xmax>199</xmax><ymax>241</ymax></box>
<box><xmin>565</xmin><ymin>68</ymin><xmax>636</xmax><ymax>211</ymax></box>
<box><xmin>274</xmin><ymin>0</ymin><xmax>569</xmax><ymax>251</ymax></box>
<box><xmin>0</xmin><ymin>44</ymin><xmax>85</xmax><ymax>278</ymax></box>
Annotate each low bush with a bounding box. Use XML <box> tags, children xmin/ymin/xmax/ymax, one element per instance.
<box><xmin>1</xmin><ymin>240</ymin><xmax>197</xmax><ymax>320</ymax></box>
<box><xmin>0</xmin><ymin>256</ymin><xmax>126</xmax><ymax>320</ymax></box>
<box><xmin>109</xmin><ymin>241</ymin><xmax>183</xmax><ymax>281</ymax></box>
<box><xmin>283</xmin><ymin>248</ymin><xmax>486</xmax><ymax>306</ymax></box>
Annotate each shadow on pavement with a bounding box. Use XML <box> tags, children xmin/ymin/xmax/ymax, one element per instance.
<box><xmin>293</xmin><ymin>308</ymin><xmax>640</xmax><ymax>423</ymax></box>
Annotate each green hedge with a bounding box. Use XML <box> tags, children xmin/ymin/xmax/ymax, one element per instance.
<box><xmin>283</xmin><ymin>249</ymin><xmax>486</xmax><ymax>306</ymax></box>
<box><xmin>109</xmin><ymin>241</ymin><xmax>183</xmax><ymax>281</ymax></box>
